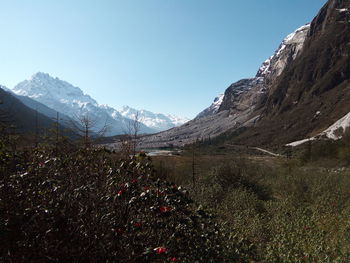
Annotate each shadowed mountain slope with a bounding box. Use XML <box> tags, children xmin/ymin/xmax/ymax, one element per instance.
<box><xmin>0</xmin><ymin>86</ymin><xmax>59</xmax><ymax>134</ymax></box>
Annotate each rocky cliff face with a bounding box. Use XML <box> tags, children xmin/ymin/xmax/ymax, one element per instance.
<box><xmin>245</xmin><ymin>0</ymin><xmax>350</xmax><ymax>146</ymax></box>
<box><xmin>126</xmin><ymin>0</ymin><xmax>350</xmax><ymax>149</ymax></box>
<box><xmin>256</xmin><ymin>24</ymin><xmax>310</xmax><ymax>85</ymax></box>
<box><xmin>136</xmin><ymin>15</ymin><xmax>313</xmax><ymax>148</ymax></box>
<box><xmin>196</xmin><ymin>94</ymin><xmax>224</xmax><ymax>118</ymax></box>
<box><xmin>197</xmin><ymin>23</ymin><xmax>310</xmax><ymax>123</ymax></box>
<box><xmin>217</xmin><ymin>23</ymin><xmax>310</xmax><ymax>118</ymax></box>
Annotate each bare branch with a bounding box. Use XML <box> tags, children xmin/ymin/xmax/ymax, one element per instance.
<box><xmin>69</xmin><ymin>112</ymin><xmax>110</xmax><ymax>148</ymax></box>
<box><xmin>121</xmin><ymin>110</ymin><xmax>143</xmax><ymax>156</ymax></box>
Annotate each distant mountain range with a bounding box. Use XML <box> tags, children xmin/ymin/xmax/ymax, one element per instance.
<box><xmin>138</xmin><ymin>0</ymin><xmax>350</xmax><ymax>148</ymax></box>
<box><xmin>6</xmin><ymin>72</ymin><xmax>188</xmax><ymax>135</ymax></box>
<box><xmin>119</xmin><ymin>106</ymin><xmax>189</xmax><ymax>132</ymax></box>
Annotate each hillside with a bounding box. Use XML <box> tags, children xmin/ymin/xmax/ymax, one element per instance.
<box><xmin>135</xmin><ymin>0</ymin><xmax>350</xmax><ymax>149</ymax></box>
<box><xmin>0</xmin><ymin>86</ymin><xmax>61</xmax><ymax>134</ymax></box>
<box><xmin>234</xmin><ymin>0</ymin><xmax>350</xmax><ymax>146</ymax></box>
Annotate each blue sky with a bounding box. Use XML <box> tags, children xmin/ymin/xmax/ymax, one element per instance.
<box><xmin>0</xmin><ymin>0</ymin><xmax>327</xmax><ymax>118</ymax></box>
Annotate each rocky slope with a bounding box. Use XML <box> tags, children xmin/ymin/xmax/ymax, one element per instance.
<box><xmin>196</xmin><ymin>94</ymin><xmax>224</xmax><ymax>118</ymax></box>
<box><xmin>14</xmin><ymin>93</ymin><xmax>74</xmax><ymax>126</ymax></box>
<box><xmin>135</xmin><ymin>21</ymin><xmax>312</xmax><ymax>148</ymax></box>
<box><xmin>0</xmin><ymin>86</ymin><xmax>62</xmax><ymax>133</ymax></box>
<box><xmin>197</xmin><ymin>23</ymin><xmax>310</xmax><ymax>121</ymax></box>
<box><xmin>237</xmin><ymin>0</ymin><xmax>350</xmax><ymax>146</ymax></box>
<box><xmin>134</xmin><ymin>0</ymin><xmax>350</xmax><ymax>149</ymax></box>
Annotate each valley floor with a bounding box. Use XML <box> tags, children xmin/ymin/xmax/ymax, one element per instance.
<box><xmin>152</xmin><ymin>149</ymin><xmax>350</xmax><ymax>262</ymax></box>
<box><xmin>1</xmin><ymin>133</ymin><xmax>349</xmax><ymax>262</ymax></box>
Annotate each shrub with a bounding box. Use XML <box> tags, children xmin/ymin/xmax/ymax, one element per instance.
<box><xmin>0</xmin><ymin>144</ymin><xmax>253</xmax><ymax>262</ymax></box>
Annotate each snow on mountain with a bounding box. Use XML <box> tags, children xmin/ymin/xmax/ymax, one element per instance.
<box><xmin>287</xmin><ymin>111</ymin><xmax>350</xmax><ymax>147</ymax></box>
<box><xmin>0</xmin><ymin>85</ymin><xmax>13</xmax><ymax>93</ymax></box>
<box><xmin>336</xmin><ymin>8</ymin><xmax>348</xmax><ymax>13</ymax></box>
<box><xmin>13</xmin><ymin>72</ymin><xmax>100</xmax><ymax>117</ymax></box>
<box><xmin>196</xmin><ymin>94</ymin><xmax>224</xmax><ymax>119</ymax></box>
<box><xmin>12</xmin><ymin>72</ymin><xmax>155</xmax><ymax>135</ymax></box>
<box><xmin>322</xmin><ymin>112</ymin><xmax>350</xmax><ymax>140</ymax></box>
<box><xmin>256</xmin><ymin>24</ymin><xmax>310</xmax><ymax>80</ymax></box>
<box><xmin>166</xmin><ymin>114</ymin><xmax>190</xmax><ymax>127</ymax></box>
<box><xmin>197</xmin><ymin>24</ymin><xmax>310</xmax><ymax>120</ymax></box>
<box><xmin>12</xmin><ymin>72</ymin><xmax>188</xmax><ymax>135</ymax></box>
<box><xmin>119</xmin><ymin>106</ymin><xmax>189</xmax><ymax>132</ymax></box>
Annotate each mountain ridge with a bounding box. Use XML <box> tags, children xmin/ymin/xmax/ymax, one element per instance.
<box><xmin>119</xmin><ymin>105</ymin><xmax>189</xmax><ymax>132</ymax></box>
<box><xmin>134</xmin><ymin>0</ymin><xmax>350</xmax><ymax>149</ymax></box>
<box><xmin>12</xmin><ymin>72</ymin><xmax>188</xmax><ymax>135</ymax></box>
<box><xmin>244</xmin><ymin>0</ymin><xmax>350</xmax><ymax>146</ymax></box>
<box><xmin>135</xmin><ymin>21</ymin><xmax>313</xmax><ymax>148</ymax></box>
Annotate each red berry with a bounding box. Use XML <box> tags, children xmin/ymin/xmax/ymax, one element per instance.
<box><xmin>134</xmin><ymin>222</ymin><xmax>142</xmax><ymax>227</ymax></box>
<box><xmin>155</xmin><ymin>247</ymin><xmax>167</xmax><ymax>254</ymax></box>
<box><xmin>159</xmin><ymin>206</ymin><xmax>172</xmax><ymax>213</ymax></box>
<box><xmin>117</xmin><ymin>189</ymin><xmax>125</xmax><ymax>196</ymax></box>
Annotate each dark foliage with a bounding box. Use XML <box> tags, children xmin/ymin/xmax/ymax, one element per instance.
<box><xmin>0</xmin><ymin>140</ymin><xmax>256</xmax><ymax>262</ymax></box>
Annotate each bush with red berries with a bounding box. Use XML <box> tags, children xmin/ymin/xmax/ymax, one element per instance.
<box><xmin>0</xmin><ymin>143</ymin><xmax>256</xmax><ymax>262</ymax></box>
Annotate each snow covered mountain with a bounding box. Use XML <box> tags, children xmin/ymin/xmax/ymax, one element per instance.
<box><xmin>196</xmin><ymin>24</ymin><xmax>310</xmax><ymax>120</ymax></box>
<box><xmin>255</xmin><ymin>24</ymin><xmax>310</xmax><ymax>83</ymax></box>
<box><xmin>119</xmin><ymin>106</ymin><xmax>189</xmax><ymax>132</ymax></box>
<box><xmin>12</xmin><ymin>72</ymin><xmax>188</xmax><ymax>135</ymax></box>
<box><xmin>12</xmin><ymin>73</ymin><xmax>155</xmax><ymax>135</ymax></box>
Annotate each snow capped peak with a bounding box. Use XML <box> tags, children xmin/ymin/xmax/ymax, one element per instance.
<box><xmin>256</xmin><ymin>57</ymin><xmax>273</xmax><ymax>78</ymax></box>
<box><xmin>120</xmin><ymin>105</ymin><xmax>136</xmax><ymax>115</ymax></box>
<box><xmin>119</xmin><ymin>105</ymin><xmax>189</xmax><ymax>132</ymax></box>
<box><xmin>11</xmin><ymin>72</ymin><xmax>188</xmax><ymax>134</ymax></box>
<box><xmin>30</xmin><ymin>72</ymin><xmax>51</xmax><ymax>80</ymax></box>
<box><xmin>13</xmin><ymin>72</ymin><xmax>97</xmax><ymax>106</ymax></box>
<box><xmin>283</xmin><ymin>24</ymin><xmax>310</xmax><ymax>44</ymax></box>
<box><xmin>278</xmin><ymin>24</ymin><xmax>310</xmax><ymax>54</ymax></box>
<box><xmin>256</xmin><ymin>24</ymin><xmax>310</xmax><ymax>79</ymax></box>
<box><xmin>165</xmin><ymin>114</ymin><xmax>190</xmax><ymax>127</ymax></box>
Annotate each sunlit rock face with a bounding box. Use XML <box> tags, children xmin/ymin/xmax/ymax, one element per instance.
<box><xmin>137</xmin><ymin>0</ymin><xmax>350</xmax><ymax>148</ymax></box>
